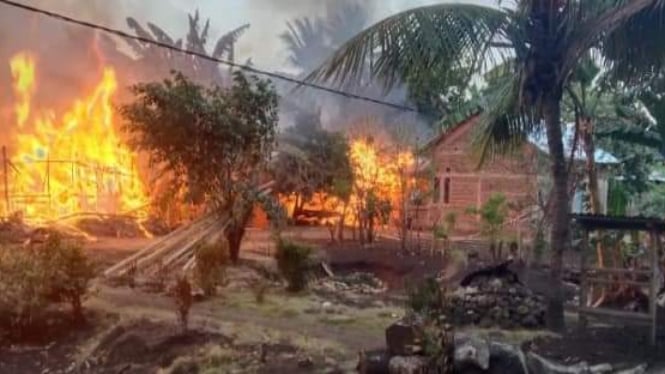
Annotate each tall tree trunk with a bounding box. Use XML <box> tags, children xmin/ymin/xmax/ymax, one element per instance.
<box><xmin>543</xmin><ymin>94</ymin><xmax>569</xmax><ymax>332</ymax></box>
<box><xmin>337</xmin><ymin>201</ymin><xmax>348</xmax><ymax>241</ymax></box>
<box><xmin>225</xmin><ymin>207</ymin><xmax>253</xmax><ymax>264</ymax></box>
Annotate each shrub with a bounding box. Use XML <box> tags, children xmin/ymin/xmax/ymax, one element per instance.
<box><xmin>0</xmin><ymin>246</ymin><xmax>50</xmax><ymax>335</ymax></box>
<box><xmin>46</xmin><ymin>236</ymin><xmax>95</xmax><ymax>322</ymax></box>
<box><xmin>251</xmin><ymin>278</ymin><xmax>269</xmax><ymax>304</ymax></box>
<box><xmin>274</xmin><ymin>240</ymin><xmax>312</xmax><ymax>292</ymax></box>
<box><xmin>0</xmin><ymin>233</ymin><xmax>95</xmax><ymax>335</ymax></box>
<box><xmin>406</xmin><ymin>277</ymin><xmax>444</xmax><ymax>317</ymax></box>
<box><xmin>172</xmin><ymin>275</ymin><xmax>193</xmax><ymax>333</ymax></box>
<box><xmin>194</xmin><ymin>239</ymin><xmax>230</xmax><ymax>297</ymax></box>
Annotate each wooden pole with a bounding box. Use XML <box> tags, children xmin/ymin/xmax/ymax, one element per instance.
<box><xmin>2</xmin><ymin>146</ymin><xmax>9</xmax><ymax>215</ymax></box>
<box><xmin>579</xmin><ymin>227</ymin><xmax>589</xmax><ymax>329</ymax></box>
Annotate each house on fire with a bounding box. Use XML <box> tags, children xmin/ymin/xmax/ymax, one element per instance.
<box><xmin>412</xmin><ymin>114</ymin><xmax>619</xmax><ymax>235</ymax></box>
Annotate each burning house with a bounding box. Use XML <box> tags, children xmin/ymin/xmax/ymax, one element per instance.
<box><xmin>1</xmin><ymin>52</ymin><xmax>149</xmax><ymax>223</ymax></box>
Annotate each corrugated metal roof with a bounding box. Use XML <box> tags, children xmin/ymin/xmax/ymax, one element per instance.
<box><xmin>527</xmin><ymin>123</ymin><xmax>619</xmax><ymax>164</ymax></box>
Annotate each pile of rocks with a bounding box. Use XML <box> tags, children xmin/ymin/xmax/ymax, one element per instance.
<box><xmin>318</xmin><ymin>272</ymin><xmax>387</xmax><ymax>295</ymax></box>
<box><xmin>445</xmin><ymin>263</ymin><xmax>546</xmax><ymax>329</ymax></box>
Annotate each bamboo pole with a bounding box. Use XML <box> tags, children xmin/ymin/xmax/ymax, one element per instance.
<box><xmin>2</xmin><ymin>146</ymin><xmax>9</xmax><ymax>215</ymax></box>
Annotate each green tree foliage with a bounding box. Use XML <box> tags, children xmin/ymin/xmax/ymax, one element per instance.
<box><xmin>273</xmin><ymin>111</ymin><xmax>353</xmax><ymax>219</ymax></box>
<box><xmin>308</xmin><ymin>0</ymin><xmax>665</xmax><ymax>331</ymax></box>
<box><xmin>121</xmin><ymin>72</ymin><xmax>279</xmax><ymax>263</ymax></box>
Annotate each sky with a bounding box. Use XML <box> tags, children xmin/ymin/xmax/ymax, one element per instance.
<box><xmin>8</xmin><ymin>0</ymin><xmax>493</xmax><ymax>72</ymax></box>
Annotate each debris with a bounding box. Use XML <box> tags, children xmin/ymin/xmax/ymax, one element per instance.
<box><xmin>385</xmin><ymin>315</ymin><xmax>425</xmax><ymax>356</ymax></box>
<box><xmin>387</xmin><ymin>356</ymin><xmax>427</xmax><ymax>374</ymax></box>
<box><xmin>454</xmin><ymin>333</ymin><xmax>490</xmax><ymax>371</ymax></box>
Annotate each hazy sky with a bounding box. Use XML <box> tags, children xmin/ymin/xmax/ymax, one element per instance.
<box><xmin>11</xmin><ymin>0</ymin><xmax>495</xmax><ymax>71</ymax></box>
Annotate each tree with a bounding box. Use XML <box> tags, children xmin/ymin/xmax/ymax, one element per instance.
<box><xmin>273</xmin><ymin>110</ymin><xmax>354</xmax><ymax>221</ymax></box>
<box><xmin>121</xmin><ymin>72</ymin><xmax>278</xmax><ymax>263</ymax></box>
<box><xmin>101</xmin><ymin>10</ymin><xmax>250</xmax><ymax>87</ymax></box>
<box><xmin>308</xmin><ymin>1</ymin><xmax>665</xmax><ymax>330</ymax></box>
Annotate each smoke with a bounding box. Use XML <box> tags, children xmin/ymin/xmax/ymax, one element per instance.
<box><xmin>0</xmin><ymin>0</ymin><xmax>456</xmax><ymax>144</ymax></box>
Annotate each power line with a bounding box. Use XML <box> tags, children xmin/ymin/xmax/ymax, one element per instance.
<box><xmin>0</xmin><ymin>0</ymin><xmax>419</xmax><ymax>113</ymax></box>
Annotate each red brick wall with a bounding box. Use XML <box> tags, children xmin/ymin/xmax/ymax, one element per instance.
<box><xmin>413</xmin><ymin>116</ymin><xmax>538</xmax><ymax>234</ymax></box>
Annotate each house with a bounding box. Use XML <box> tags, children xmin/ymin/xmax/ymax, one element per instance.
<box><xmin>412</xmin><ymin>114</ymin><xmax>619</xmax><ymax>235</ymax></box>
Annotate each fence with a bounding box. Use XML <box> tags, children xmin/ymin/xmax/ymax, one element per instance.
<box><xmin>1</xmin><ymin>145</ymin><xmax>147</xmax><ymax>221</ymax></box>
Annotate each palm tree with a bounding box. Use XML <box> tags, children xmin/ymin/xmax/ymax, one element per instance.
<box><xmin>105</xmin><ymin>10</ymin><xmax>249</xmax><ymax>86</ymax></box>
<box><xmin>308</xmin><ymin>0</ymin><xmax>665</xmax><ymax>330</ymax></box>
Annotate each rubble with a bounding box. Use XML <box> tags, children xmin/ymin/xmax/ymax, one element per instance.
<box><xmin>316</xmin><ymin>272</ymin><xmax>387</xmax><ymax>295</ymax></box>
<box><xmin>444</xmin><ymin>261</ymin><xmax>546</xmax><ymax>329</ymax></box>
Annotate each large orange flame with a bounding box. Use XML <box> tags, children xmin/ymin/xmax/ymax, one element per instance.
<box><xmin>4</xmin><ymin>52</ymin><xmax>148</xmax><ymax>222</ymax></box>
<box><xmin>284</xmin><ymin>137</ymin><xmax>415</xmax><ymax>228</ymax></box>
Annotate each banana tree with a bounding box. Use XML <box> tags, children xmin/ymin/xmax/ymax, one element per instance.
<box><xmin>308</xmin><ymin>0</ymin><xmax>665</xmax><ymax>330</ymax></box>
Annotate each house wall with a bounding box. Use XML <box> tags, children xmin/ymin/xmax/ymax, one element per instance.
<box><xmin>412</xmin><ymin>116</ymin><xmax>538</xmax><ymax>235</ymax></box>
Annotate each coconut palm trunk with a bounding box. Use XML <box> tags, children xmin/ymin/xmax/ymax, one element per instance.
<box><xmin>543</xmin><ymin>93</ymin><xmax>569</xmax><ymax>330</ymax></box>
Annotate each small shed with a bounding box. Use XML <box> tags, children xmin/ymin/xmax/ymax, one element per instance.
<box><xmin>572</xmin><ymin>214</ymin><xmax>664</xmax><ymax>345</ymax></box>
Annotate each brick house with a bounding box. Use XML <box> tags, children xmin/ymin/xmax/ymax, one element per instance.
<box><xmin>411</xmin><ymin>114</ymin><xmax>618</xmax><ymax>235</ymax></box>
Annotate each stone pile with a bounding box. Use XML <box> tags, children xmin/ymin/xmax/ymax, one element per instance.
<box><xmin>318</xmin><ymin>272</ymin><xmax>387</xmax><ymax>295</ymax></box>
<box><xmin>445</xmin><ymin>265</ymin><xmax>546</xmax><ymax>329</ymax></box>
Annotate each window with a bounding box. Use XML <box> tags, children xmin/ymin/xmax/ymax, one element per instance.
<box><xmin>432</xmin><ymin>177</ymin><xmax>441</xmax><ymax>203</ymax></box>
<box><xmin>443</xmin><ymin>177</ymin><xmax>451</xmax><ymax>204</ymax></box>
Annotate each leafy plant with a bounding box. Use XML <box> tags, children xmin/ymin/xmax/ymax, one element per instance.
<box><xmin>46</xmin><ymin>236</ymin><xmax>95</xmax><ymax>322</ymax></box>
<box><xmin>406</xmin><ymin>277</ymin><xmax>444</xmax><ymax>317</ymax></box>
<box><xmin>172</xmin><ymin>275</ymin><xmax>193</xmax><ymax>333</ymax></box>
<box><xmin>0</xmin><ymin>233</ymin><xmax>95</xmax><ymax>336</ymax></box>
<box><xmin>0</xmin><ymin>246</ymin><xmax>50</xmax><ymax>336</ymax></box>
<box><xmin>251</xmin><ymin>279</ymin><xmax>269</xmax><ymax>304</ymax></box>
<box><xmin>122</xmin><ymin>71</ymin><xmax>278</xmax><ymax>264</ymax></box>
<box><xmin>194</xmin><ymin>240</ymin><xmax>230</xmax><ymax>297</ymax></box>
<box><xmin>274</xmin><ymin>240</ymin><xmax>312</xmax><ymax>292</ymax></box>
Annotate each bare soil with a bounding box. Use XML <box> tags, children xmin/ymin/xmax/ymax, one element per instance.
<box><xmin>4</xmin><ymin>226</ymin><xmax>665</xmax><ymax>372</ymax></box>
<box><xmin>527</xmin><ymin>325</ymin><xmax>665</xmax><ymax>369</ymax></box>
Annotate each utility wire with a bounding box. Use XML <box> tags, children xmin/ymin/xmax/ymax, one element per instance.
<box><xmin>0</xmin><ymin>0</ymin><xmax>419</xmax><ymax>113</ymax></box>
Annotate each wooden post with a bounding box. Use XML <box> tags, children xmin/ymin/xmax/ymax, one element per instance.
<box><xmin>650</xmin><ymin>230</ymin><xmax>660</xmax><ymax>346</ymax></box>
<box><xmin>579</xmin><ymin>227</ymin><xmax>589</xmax><ymax>329</ymax></box>
<box><xmin>2</xmin><ymin>146</ymin><xmax>9</xmax><ymax>216</ymax></box>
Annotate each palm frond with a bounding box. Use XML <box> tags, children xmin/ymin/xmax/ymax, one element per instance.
<box><xmin>598</xmin><ymin>127</ymin><xmax>663</xmax><ymax>150</ymax></box>
<box><xmin>212</xmin><ymin>24</ymin><xmax>251</xmax><ymax>59</ymax></box>
<box><xmin>307</xmin><ymin>4</ymin><xmax>510</xmax><ymax>90</ymax></box>
<box><xmin>472</xmin><ymin>67</ymin><xmax>536</xmax><ymax>166</ymax></box>
<box><xmin>147</xmin><ymin>23</ymin><xmax>176</xmax><ymax>46</ymax></box>
<box><xmin>588</xmin><ymin>0</ymin><xmax>665</xmax><ymax>82</ymax></box>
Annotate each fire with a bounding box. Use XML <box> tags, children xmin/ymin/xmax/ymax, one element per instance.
<box><xmin>284</xmin><ymin>137</ymin><xmax>415</xmax><ymax>229</ymax></box>
<box><xmin>3</xmin><ymin>52</ymin><xmax>148</xmax><ymax>222</ymax></box>
<box><xmin>10</xmin><ymin>53</ymin><xmax>35</xmax><ymax>129</ymax></box>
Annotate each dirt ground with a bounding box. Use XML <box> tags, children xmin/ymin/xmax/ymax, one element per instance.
<box><xmin>4</xmin><ymin>226</ymin><xmax>665</xmax><ymax>373</ymax></box>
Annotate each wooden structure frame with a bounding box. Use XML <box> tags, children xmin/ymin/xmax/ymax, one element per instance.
<box><xmin>573</xmin><ymin>214</ymin><xmax>664</xmax><ymax>345</ymax></box>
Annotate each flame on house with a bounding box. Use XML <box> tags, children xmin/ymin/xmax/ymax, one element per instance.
<box><xmin>2</xmin><ymin>52</ymin><xmax>149</xmax><ymax>222</ymax></box>
<box><xmin>283</xmin><ymin>137</ymin><xmax>415</xmax><ymax>228</ymax></box>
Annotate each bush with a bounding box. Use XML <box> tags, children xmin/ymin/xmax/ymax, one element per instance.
<box><xmin>274</xmin><ymin>240</ymin><xmax>312</xmax><ymax>292</ymax></box>
<box><xmin>0</xmin><ymin>247</ymin><xmax>50</xmax><ymax>335</ymax></box>
<box><xmin>0</xmin><ymin>233</ymin><xmax>95</xmax><ymax>336</ymax></box>
<box><xmin>172</xmin><ymin>275</ymin><xmax>193</xmax><ymax>333</ymax></box>
<box><xmin>194</xmin><ymin>239</ymin><xmax>230</xmax><ymax>297</ymax></box>
<box><xmin>406</xmin><ymin>277</ymin><xmax>444</xmax><ymax>317</ymax></box>
<box><xmin>45</xmin><ymin>235</ymin><xmax>95</xmax><ymax>322</ymax></box>
<box><xmin>251</xmin><ymin>279</ymin><xmax>269</xmax><ymax>304</ymax></box>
